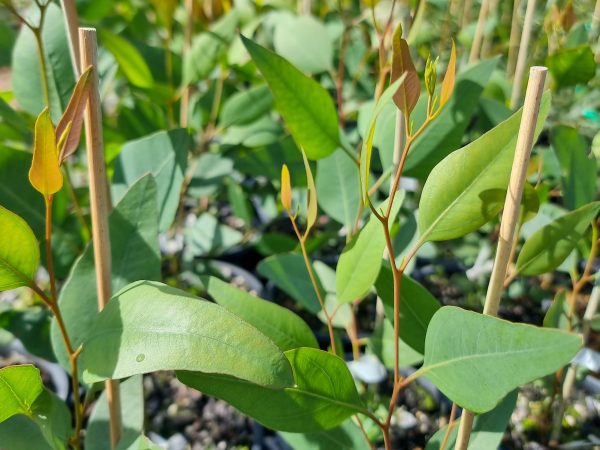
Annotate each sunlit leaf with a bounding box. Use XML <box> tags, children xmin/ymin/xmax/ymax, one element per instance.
<box><xmin>416</xmin><ymin>307</ymin><xmax>581</xmax><ymax>413</ymax></box>
<box><xmin>281</xmin><ymin>164</ymin><xmax>292</xmax><ymax>212</ymax></box>
<box><xmin>439</xmin><ymin>41</ymin><xmax>456</xmax><ymax>109</ymax></box>
<box><xmin>0</xmin><ymin>365</ymin><xmax>43</xmax><ymax>423</ymax></box>
<box><xmin>302</xmin><ymin>149</ymin><xmax>318</xmax><ymax>233</ymax></box>
<box><xmin>0</xmin><ymin>206</ymin><xmax>39</xmax><ymax>290</ymax></box>
<box><xmin>29</xmin><ymin>108</ymin><xmax>62</xmax><ymax>197</ymax></box>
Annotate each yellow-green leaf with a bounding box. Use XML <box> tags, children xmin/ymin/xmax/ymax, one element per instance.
<box><xmin>57</xmin><ymin>66</ymin><xmax>93</xmax><ymax>162</ymax></box>
<box><xmin>29</xmin><ymin>108</ymin><xmax>63</xmax><ymax>197</ymax></box>
<box><xmin>0</xmin><ymin>365</ymin><xmax>43</xmax><ymax>423</ymax></box>
<box><xmin>281</xmin><ymin>164</ymin><xmax>292</xmax><ymax>212</ymax></box>
<box><xmin>302</xmin><ymin>150</ymin><xmax>318</xmax><ymax>234</ymax></box>
<box><xmin>439</xmin><ymin>41</ymin><xmax>456</xmax><ymax>109</ymax></box>
<box><xmin>0</xmin><ymin>206</ymin><xmax>40</xmax><ymax>290</ymax></box>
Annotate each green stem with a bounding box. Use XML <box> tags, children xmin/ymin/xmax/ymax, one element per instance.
<box><xmin>32</xmin><ymin>25</ymin><xmax>51</xmax><ymax>113</ymax></box>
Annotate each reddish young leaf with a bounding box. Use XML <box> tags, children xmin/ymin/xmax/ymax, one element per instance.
<box><xmin>391</xmin><ymin>25</ymin><xmax>420</xmax><ymax>115</ymax></box>
<box><xmin>57</xmin><ymin>66</ymin><xmax>93</xmax><ymax>163</ymax></box>
<box><xmin>29</xmin><ymin>108</ymin><xmax>63</xmax><ymax>197</ymax></box>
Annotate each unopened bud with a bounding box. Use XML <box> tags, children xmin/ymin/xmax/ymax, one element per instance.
<box><xmin>425</xmin><ymin>55</ymin><xmax>438</xmax><ymax>97</ymax></box>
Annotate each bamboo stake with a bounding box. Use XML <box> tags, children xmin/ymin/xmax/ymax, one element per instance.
<box><xmin>454</xmin><ymin>66</ymin><xmax>547</xmax><ymax>450</ymax></box>
<box><xmin>510</xmin><ymin>0</ymin><xmax>538</xmax><ymax>108</ymax></box>
<box><xmin>60</xmin><ymin>0</ymin><xmax>80</xmax><ymax>76</ymax></box>
<box><xmin>461</xmin><ymin>0</ymin><xmax>474</xmax><ymax>27</ymax></box>
<box><xmin>481</xmin><ymin>0</ymin><xmax>499</xmax><ymax>58</ymax></box>
<box><xmin>79</xmin><ymin>27</ymin><xmax>123</xmax><ymax>450</ymax></box>
<box><xmin>506</xmin><ymin>0</ymin><xmax>522</xmax><ymax>77</ymax></box>
<box><xmin>469</xmin><ymin>0</ymin><xmax>490</xmax><ymax>63</ymax></box>
<box><xmin>180</xmin><ymin>0</ymin><xmax>194</xmax><ymax>128</ymax></box>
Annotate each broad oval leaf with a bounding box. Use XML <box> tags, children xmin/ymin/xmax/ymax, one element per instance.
<box><xmin>516</xmin><ymin>201</ymin><xmax>600</xmax><ymax>276</ymax></box>
<box><xmin>0</xmin><ymin>206</ymin><xmax>39</xmax><ymax>290</ymax></box>
<box><xmin>375</xmin><ymin>265</ymin><xmax>441</xmax><ymax>354</ymax></box>
<box><xmin>112</xmin><ymin>129</ymin><xmax>190</xmax><ymax>232</ymax></box>
<box><xmin>0</xmin><ymin>365</ymin><xmax>43</xmax><ymax>423</ymax></box>
<box><xmin>241</xmin><ymin>36</ymin><xmax>340</xmax><ymax>160</ymax></box>
<box><xmin>51</xmin><ymin>175</ymin><xmax>161</xmax><ymax>370</ymax></box>
<box><xmin>416</xmin><ymin>306</ymin><xmax>582</xmax><ymax>413</ymax></box>
<box><xmin>336</xmin><ymin>194</ymin><xmax>404</xmax><ymax>303</ymax></box>
<box><xmin>29</xmin><ymin>108</ymin><xmax>62</xmax><ymax>197</ymax></box>
<box><xmin>418</xmin><ymin>91</ymin><xmax>551</xmax><ymax>242</ymax></box>
<box><xmin>202</xmin><ymin>276</ymin><xmax>318</xmax><ymax>351</ymax></box>
<box><xmin>80</xmin><ymin>280</ymin><xmax>294</xmax><ymax>387</ymax></box>
<box><xmin>177</xmin><ymin>347</ymin><xmax>365</xmax><ymax>433</ymax></box>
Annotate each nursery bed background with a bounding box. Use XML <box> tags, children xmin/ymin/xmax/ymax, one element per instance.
<box><xmin>0</xmin><ymin>0</ymin><xmax>599</xmax><ymax>449</ymax></box>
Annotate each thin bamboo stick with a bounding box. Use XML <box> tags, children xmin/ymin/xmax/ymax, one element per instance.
<box><xmin>506</xmin><ymin>0</ymin><xmax>522</xmax><ymax>77</ymax></box>
<box><xmin>481</xmin><ymin>0</ymin><xmax>500</xmax><ymax>57</ymax></box>
<box><xmin>510</xmin><ymin>0</ymin><xmax>538</xmax><ymax>108</ymax></box>
<box><xmin>454</xmin><ymin>66</ymin><xmax>547</xmax><ymax>450</ymax></box>
<box><xmin>79</xmin><ymin>27</ymin><xmax>123</xmax><ymax>450</ymax></box>
<box><xmin>469</xmin><ymin>0</ymin><xmax>490</xmax><ymax>63</ymax></box>
<box><xmin>60</xmin><ymin>0</ymin><xmax>80</xmax><ymax>76</ymax></box>
<box><xmin>461</xmin><ymin>0</ymin><xmax>475</xmax><ymax>27</ymax></box>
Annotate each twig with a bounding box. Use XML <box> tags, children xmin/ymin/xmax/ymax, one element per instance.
<box><xmin>79</xmin><ymin>27</ymin><xmax>123</xmax><ymax>449</ymax></box>
<box><xmin>468</xmin><ymin>0</ymin><xmax>490</xmax><ymax>63</ymax></box>
<box><xmin>510</xmin><ymin>0</ymin><xmax>538</xmax><ymax>108</ymax></box>
<box><xmin>455</xmin><ymin>66</ymin><xmax>547</xmax><ymax>450</ymax></box>
<box><xmin>506</xmin><ymin>0</ymin><xmax>522</xmax><ymax>77</ymax></box>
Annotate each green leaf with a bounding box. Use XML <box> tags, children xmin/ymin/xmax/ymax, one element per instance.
<box><xmin>0</xmin><ymin>365</ymin><xmax>43</xmax><ymax>423</ymax></box>
<box><xmin>241</xmin><ymin>36</ymin><xmax>340</xmax><ymax>160</ymax></box>
<box><xmin>85</xmin><ymin>376</ymin><xmax>144</xmax><ymax>450</ymax></box>
<box><xmin>418</xmin><ymin>91</ymin><xmax>551</xmax><ymax>242</ymax></box>
<box><xmin>183</xmin><ymin>10</ymin><xmax>239</xmax><ymax>84</ymax></box>
<box><xmin>220</xmin><ymin>84</ymin><xmax>274</xmax><ymax>127</ymax></box>
<box><xmin>516</xmin><ymin>202</ymin><xmax>600</xmax><ymax>276</ymax></box>
<box><xmin>98</xmin><ymin>30</ymin><xmax>154</xmax><ymax>88</ymax></box>
<box><xmin>51</xmin><ymin>175</ymin><xmax>161</xmax><ymax>371</ymax></box>
<box><xmin>416</xmin><ymin>306</ymin><xmax>582</xmax><ymax>413</ymax></box>
<box><xmin>367</xmin><ymin>319</ymin><xmax>423</xmax><ymax>368</ymax></box>
<box><xmin>403</xmin><ymin>58</ymin><xmax>499</xmax><ymax>178</ymax></box>
<box><xmin>80</xmin><ymin>280</ymin><xmax>294</xmax><ymax>387</ymax></box>
<box><xmin>0</xmin><ymin>206</ymin><xmax>39</xmax><ymax>290</ymax></box>
<box><xmin>551</xmin><ymin>126</ymin><xmax>596</xmax><ymax>210</ymax></box>
<box><xmin>360</xmin><ymin>78</ymin><xmax>404</xmax><ymax>203</ymax></box>
<box><xmin>425</xmin><ymin>390</ymin><xmax>517</xmax><ymax>450</ymax></box>
<box><xmin>273</xmin><ymin>14</ymin><xmax>333</xmax><ymax>73</ymax></box>
<box><xmin>0</xmin><ymin>308</ymin><xmax>54</xmax><ymax>361</ymax></box>
<box><xmin>375</xmin><ymin>265</ymin><xmax>441</xmax><ymax>354</ymax></box>
<box><xmin>187</xmin><ymin>153</ymin><xmax>233</xmax><ymax>199</ymax></box>
<box><xmin>336</xmin><ymin>194</ymin><xmax>404</xmax><ymax>303</ymax></box>
<box><xmin>280</xmin><ymin>419</ymin><xmax>370</xmax><ymax>450</ymax></box>
<box><xmin>12</xmin><ymin>3</ymin><xmax>75</xmax><ymax>122</ymax></box>
<box><xmin>543</xmin><ymin>291</ymin><xmax>569</xmax><ymax>330</ymax></box>
<box><xmin>316</xmin><ymin>150</ymin><xmax>360</xmax><ymax>228</ymax></box>
<box><xmin>178</xmin><ymin>347</ymin><xmax>365</xmax><ymax>432</ymax></box>
<box><xmin>202</xmin><ymin>276</ymin><xmax>318</xmax><ymax>351</ymax></box>
<box><xmin>183</xmin><ymin>213</ymin><xmax>243</xmax><ymax>258</ymax></box>
<box><xmin>112</xmin><ymin>129</ymin><xmax>190</xmax><ymax>232</ymax></box>
<box><xmin>545</xmin><ymin>45</ymin><xmax>596</xmax><ymax>89</ymax></box>
<box><xmin>257</xmin><ymin>252</ymin><xmax>323</xmax><ymax>314</ymax></box>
